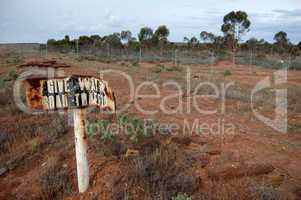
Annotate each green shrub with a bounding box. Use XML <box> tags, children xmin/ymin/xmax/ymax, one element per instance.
<box><xmin>87</xmin><ymin>119</ymin><xmax>116</xmax><ymax>142</ymax></box>
<box><xmin>118</xmin><ymin>114</ymin><xmax>151</xmax><ymax>143</ymax></box>
<box><xmin>224</xmin><ymin>70</ymin><xmax>232</xmax><ymax>76</ymax></box>
<box><xmin>126</xmin><ymin>144</ymin><xmax>198</xmax><ymax>199</ymax></box>
<box><xmin>39</xmin><ymin>156</ymin><xmax>72</xmax><ymax>200</ymax></box>
<box><xmin>152</xmin><ymin>64</ymin><xmax>166</xmax><ymax>73</ymax></box>
<box><xmin>131</xmin><ymin>60</ymin><xmax>139</xmax><ymax>67</ymax></box>
<box><xmin>172</xmin><ymin>194</ymin><xmax>192</xmax><ymax>200</ymax></box>
<box><xmin>166</xmin><ymin>65</ymin><xmax>182</xmax><ymax>72</ymax></box>
<box><xmin>5</xmin><ymin>70</ymin><xmax>18</xmax><ymax>81</ymax></box>
<box><xmin>6</xmin><ymin>55</ymin><xmax>21</xmax><ymax>64</ymax></box>
<box><xmin>87</xmin><ymin>114</ymin><xmax>155</xmax><ymax>143</ymax></box>
<box><xmin>0</xmin><ymin>77</ymin><xmax>5</xmax><ymax>89</ymax></box>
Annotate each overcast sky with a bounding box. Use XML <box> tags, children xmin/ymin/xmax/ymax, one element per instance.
<box><xmin>0</xmin><ymin>0</ymin><xmax>301</xmax><ymax>43</ymax></box>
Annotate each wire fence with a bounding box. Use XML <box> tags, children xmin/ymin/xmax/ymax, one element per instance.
<box><xmin>0</xmin><ymin>43</ymin><xmax>300</xmax><ymax>70</ymax></box>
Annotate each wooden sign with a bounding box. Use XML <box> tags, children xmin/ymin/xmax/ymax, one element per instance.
<box><xmin>24</xmin><ymin>75</ymin><xmax>115</xmax><ymax>112</ymax></box>
<box><xmin>24</xmin><ymin>75</ymin><xmax>116</xmax><ymax>193</ymax></box>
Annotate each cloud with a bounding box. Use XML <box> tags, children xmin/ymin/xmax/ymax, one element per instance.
<box><xmin>0</xmin><ymin>0</ymin><xmax>300</xmax><ymax>43</ymax></box>
<box><xmin>272</xmin><ymin>9</ymin><xmax>301</xmax><ymax>17</ymax></box>
<box><xmin>104</xmin><ymin>12</ymin><xmax>123</xmax><ymax>28</ymax></box>
<box><xmin>248</xmin><ymin>9</ymin><xmax>301</xmax><ymax>42</ymax></box>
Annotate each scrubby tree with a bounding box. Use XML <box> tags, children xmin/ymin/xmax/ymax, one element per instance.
<box><xmin>47</xmin><ymin>39</ymin><xmax>57</xmax><ymax>46</ymax></box>
<box><xmin>274</xmin><ymin>31</ymin><xmax>289</xmax><ymax>53</ymax></box>
<box><xmin>190</xmin><ymin>37</ymin><xmax>199</xmax><ymax>46</ymax></box>
<box><xmin>121</xmin><ymin>30</ymin><xmax>132</xmax><ymax>45</ymax></box>
<box><xmin>221</xmin><ymin>10</ymin><xmax>251</xmax><ymax>64</ymax></box>
<box><xmin>213</xmin><ymin>36</ymin><xmax>225</xmax><ymax>51</ymax></box>
<box><xmin>128</xmin><ymin>37</ymin><xmax>140</xmax><ymax>51</ymax></box>
<box><xmin>274</xmin><ymin>31</ymin><xmax>288</xmax><ymax>45</ymax></box>
<box><xmin>154</xmin><ymin>25</ymin><xmax>170</xmax><ymax>42</ymax></box>
<box><xmin>200</xmin><ymin>31</ymin><xmax>215</xmax><ymax>43</ymax></box>
<box><xmin>103</xmin><ymin>33</ymin><xmax>122</xmax><ymax>47</ymax></box>
<box><xmin>289</xmin><ymin>46</ymin><xmax>300</xmax><ymax>58</ymax></box>
<box><xmin>78</xmin><ymin>35</ymin><xmax>93</xmax><ymax>46</ymax></box>
<box><xmin>138</xmin><ymin>27</ymin><xmax>153</xmax><ymax>46</ymax></box>
<box><xmin>246</xmin><ymin>38</ymin><xmax>259</xmax><ymax>50</ymax></box>
<box><xmin>89</xmin><ymin>35</ymin><xmax>101</xmax><ymax>46</ymax></box>
<box><xmin>221</xmin><ymin>11</ymin><xmax>251</xmax><ymax>41</ymax></box>
<box><xmin>62</xmin><ymin>35</ymin><xmax>70</xmax><ymax>45</ymax></box>
<box><xmin>298</xmin><ymin>41</ymin><xmax>301</xmax><ymax>50</ymax></box>
<box><xmin>183</xmin><ymin>36</ymin><xmax>199</xmax><ymax>48</ymax></box>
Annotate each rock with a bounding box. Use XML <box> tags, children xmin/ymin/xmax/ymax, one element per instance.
<box><xmin>0</xmin><ymin>167</ymin><xmax>7</xmax><ymax>176</ymax></box>
<box><xmin>125</xmin><ymin>149</ymin><xmax>139</xmax><ymax>158</ymax></box>
<box><xmin>266</xmin><ymin>173</ymin><xmax>284</xmax><ymax>187</ymax></box>
<box><xmin>246</xmin><ymin>163</ymin><xmax>274</xmax><ymax>176</ymax></box>
<box><xmin>208</xmin><ymin>162</ymin><xmax>274</xmax><ymax>180</ymax></box>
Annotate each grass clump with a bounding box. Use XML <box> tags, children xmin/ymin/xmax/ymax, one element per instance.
<box><xmin>87</xmin><ymin>114</ymin><xmax>155</xmax><ymax>144</ymax></box>
<box><xmin>0</xmin><ymin>77</ymin><xmax>5</xmax><ymax>89</ymax></box>
<box><xmin>172</xmin><ymin>194</ymin><xmax>192</xmax><ymax>200</ymax></box>
<box><xmin>87</xmin><ymin>119</ymin><xmax>116</xmax><ymax>142</ymax></box>
<box><xmin>0</xmin><ymin>70</ymin><xmax>18</xmax><ymax>89</ymax></box>
<box><xmin>224</xmin><ymin>69</ymin><xmax>232</xmax><ymax>76</ymax></box>
<box><xmin>124</xmin><ymin>144</ymin><xmax>199</xmax><ymax>199</ymax></box>
<box><xmin>131</xmin><ymin>59</ymin><xmax>140</xmax><ymax>67</ymax></box>
<box><xmin>39</xmin><ymin>156</ymin><xmax>72</xmax><ymax>200</ymax></box>
<box><xmin>153</xmin><ymin>64</ymin><xmax>182</xmax><ymax>73</ymax></box>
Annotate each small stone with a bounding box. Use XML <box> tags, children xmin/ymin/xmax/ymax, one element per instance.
<box><xmin>125</xmin><ymin>149</ymin><xmax>139</xmax><ymax>158</ymax></box>
<box><xmin>0</xmin><ymin>167</ymin><xmax>8</xmax><ymax>176</ymax></box>
<box><xmin>266</xmin><ymin>174</ymin><xmax>284</xmax><ymax>187</ymax></box>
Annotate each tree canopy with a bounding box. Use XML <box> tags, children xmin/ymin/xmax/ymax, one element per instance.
<box><xmin>154</xmin><ymin>25</ymin><xmax>170</xmax><ymax>42</ymax></box>
<box><xmin>200</xmin><ymin>31</ymin><xmax>215</xmax><ymax>43</ymax></box>
<box><xmin>120</xmin><ymin>30</ymin><xmax>132</xmax><ymax>44</ymax></box>
<box><xmin>138</xmin><ymin>27</ymin><xmax>153</xmax><ymax>43</ymax></box>
<box><xmin>274</xmin><ymin>31</ymin><xmax>289</xmax><ymax>46</ymax></box>
<box><xmin>221</xmin><ymin>11</ymin><xmax>251</xmax><ymax>41</ymax></box>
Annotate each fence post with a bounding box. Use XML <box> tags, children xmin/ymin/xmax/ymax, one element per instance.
<box><xmin>76</xmin><ymin>39</ymin><xmax>79</xmax><ymax>58</ymax></box>
<box><xmin>73</xmin><ymin>108</ymin><xmax>89</xmax><ymax>193</ymax></box>
<box><xmin>249</xmin><ymin>49</ymin><xmax>253</xmax><ymax>73</ymax></box>
<box><xmin>139</xmin><ymin>47</ymin><xmax>142</xmax><ymax>63</ymax></box>
<box><xmin>174</xmin><ymin>49</ymin><xmax>177</xmax><ymax>65</ymax></box>
<box><xmin>209</xmin><ymin>51</ymin><xmax>215</xmax><ymax>81</ymax></box>
<box><xmin>45</xmin><ymin>43</ymin><xmax>48</xmax><ymax>57</ymax></box>
<box><xmin>107</xmin><ymin>43</ymin><xmax>110</xmax><ymax>58</ymax></box>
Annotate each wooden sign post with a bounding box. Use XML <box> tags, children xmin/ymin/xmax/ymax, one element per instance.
<box><xmin>24</xmin><ymin>75</ymin><xmax>116</xmax><ymax>193</ymax></box>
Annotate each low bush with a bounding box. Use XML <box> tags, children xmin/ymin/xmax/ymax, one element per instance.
<box><xmin>5</xmin><ymin>70</ymin><xmax>18</xmax><ymax>81</ymax></box>
<box><xmin>39</xmin><ymin>156</ymin><xmax>72</xmax><ymax>200</ymax></box>
<box><xmin>224</xmin><ymin>70</ymin><xmax>232</xmax><ymax>76</ymax></box>
<box><xmin>195</xmin><ymin>178</ymin><xmax>288</xmax><ymax>200</ymax></box>
<box><xmin>131</xmin><ymin>59</ymin><xmax>140</xmax><ymax>67</ymax></box>
<box><xmin>88</xmin><ymin>114</ymin><xmax>155</xmax><ymax>144</ymax></box>
<box><xmin>124</xmin><ymin>144</ymin><xmax>199</xmax><ymax>199</ymax></box>
<box><xmin>172</xmin><ymin>194</ymin><xmax>192</xmax><ymax>200</ymax></box>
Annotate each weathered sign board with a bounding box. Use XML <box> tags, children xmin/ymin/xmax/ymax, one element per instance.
<box><xmin>24</xmin><ymin>75</ymin><xmax>115</xmax><ymax>112</ymax></box>
<box><xmin>24</xmin><ymin>75</ymin><xmax>115</xmax><ymax>193</ymax></box>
